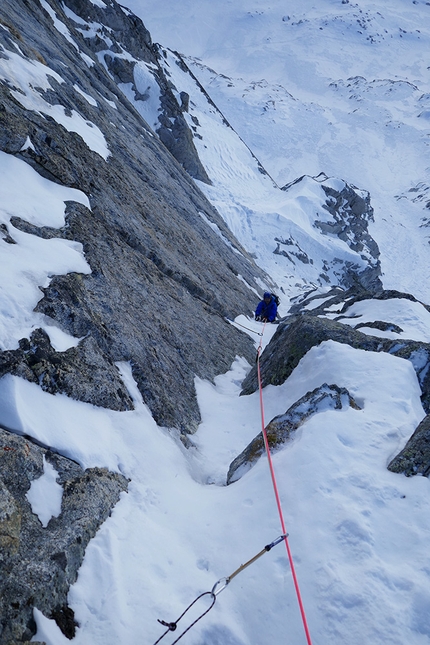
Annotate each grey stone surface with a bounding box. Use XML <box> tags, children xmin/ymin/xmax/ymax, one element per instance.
<box><xmin>388</xmin><ymin>414</ymin><xmax>430</xmax><ymax>477</ymax></box>
<box><xmin>0</xmin><ymin>427</ymin><xmax>128</xmax><ymax>644</ymax></box>
<box><xmin>0</xmin><ymin>0</ymin><xmax>269</xmax><ymax>434</ymax></box>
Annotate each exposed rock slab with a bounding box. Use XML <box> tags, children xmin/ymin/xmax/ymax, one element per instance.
<box><xmin>0</xmin><ymin>0</ymin><xmax>269</xmax><ymax>433</ymax></box>
<box><xmin>0</xmin><ymin>427</ymin><xmax>128</xmax><ymax>644</ymax></box>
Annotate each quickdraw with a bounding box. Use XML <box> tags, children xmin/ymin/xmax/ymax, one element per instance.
<box><xmin>153</xmin><ymin>534</ymin><xmax>287</xmax><ymax>644</ymax></box>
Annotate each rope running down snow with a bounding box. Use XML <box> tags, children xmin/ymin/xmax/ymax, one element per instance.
<box><xmin>153</xmin><ymin>535</ymin><xmax>287</xmax><ymax>644</ymax></box>
<box><xmin>257</xmin><ymin>322</ymin><xmax>314</xmax><ymax>645</ymax></box>
<box><xmin>228</xmin><ymin>318</ymin><xmax>264</xmax><ymax>336</ymax></box>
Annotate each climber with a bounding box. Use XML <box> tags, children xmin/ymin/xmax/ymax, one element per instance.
<box><xmin>255</xmin><ymin>292</ymin><xmax>278</xmax><ymax>323</ymax></box>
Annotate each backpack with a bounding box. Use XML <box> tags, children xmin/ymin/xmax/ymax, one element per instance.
<box><xmin>271</xmin><ymin>293</ymin><xmax>280</xmax><ymax>307</ymax></box>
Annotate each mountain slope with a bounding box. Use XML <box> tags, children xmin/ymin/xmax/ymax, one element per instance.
<box><xmin>1</xmin><ymin>1</ymin><xmax>430</xmax><ymax>645</ymax></box>
<box><xmin>128</xmin><ymin>0</ymin><xmax>430</xmax><ymax>303</ymax></box>
<box><xmin>0</xmin><ymin>0</ymin><xmax>270</xmax><ymax>434</ymax></box>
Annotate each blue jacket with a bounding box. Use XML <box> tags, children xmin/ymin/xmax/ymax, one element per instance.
<box><xmin>255</xmin><ymin>296</ymin><xmax>277</xmax><ymax>322</ymax></box>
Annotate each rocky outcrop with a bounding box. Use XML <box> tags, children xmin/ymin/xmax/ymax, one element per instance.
<box><xmin>0</xmin><ymin>0</ymin><xmax>269</xmax><ymax>434</ymax></box>
<box><xmin>318</xmin><ymin>180</ymin><xmax>381</xmax><ymax>290</ymax></box>
<box><xmin>227</xmin><ymin>384</ymin><xmax>360</xmax><ymax>483</ymax></box>
<box><xmin>388</xmin><ymin>414</ymin><xmax>430</xmax><ymax>477</ymax></box>
<box><xmin>241</xmin><ymin>311</ymin><xmax>430</xmax><ymax>414</ymax></box>
<box><xmin>281</xmin><ymin>175</ymin><xmax>382</xmax><ymax>291</ymax></box>
<box><xmin>0</xmin><ymin>329</ymin><xmax>133</xmax><ymax>412</ymax></box>
<box><xmin>0</xmin><ymin>426</ymin><xmax>128</xmax><ymax>644</ymax></box>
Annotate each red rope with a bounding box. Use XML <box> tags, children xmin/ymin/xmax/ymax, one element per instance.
<box><xmin>256</xmin><ymin>326</ymin><xmax>313</xmax><ymax>645</ymax></box>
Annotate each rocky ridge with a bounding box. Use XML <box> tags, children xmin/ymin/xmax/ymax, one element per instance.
<box><xmin>233</xmin><ymin>285</ymin><xmax>430</xmax><ymax>482</ymax></box>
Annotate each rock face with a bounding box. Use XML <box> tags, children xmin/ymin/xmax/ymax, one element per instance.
<box><xmin>388</xmin><ymin>414</ymin><xmax>430</xmax><ymax>476</ymax></box>
<box><xmin>0</xmin><ymin>426</ymin><xmax>128</xmax><ymax>644</ymax></box>
<box><xmin>227</xmin><ymin>383</ymin><xmax>361</xmax><ymax>483</ymax></box>
<box><xmin>317</xmin><ymin>180</ymin><xmax>381</xmax><ymax>291</ymax></box>
<box><xmin>63</xmin><ymin>0</ymin><xmax>210</xmax><ymax>183</ymax></box>
<box><xmin>0</xmin><ymin>0</ymin><xmax>269</xmax><ymax>434</ymax></box>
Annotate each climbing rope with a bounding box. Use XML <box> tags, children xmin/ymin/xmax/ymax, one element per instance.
<box><xmin>153</xmin><ymin>535</ymin><xmax>287</xmax><ymax>644</ymax></box>
<box><xmin>228</xmin><ymin>318</ymin><xmax>264</xmax><ymax>336</ymax></box>
<box><xmin>256</xmin><ymin>323</ymin><xmax>313</xmax><ymax>645</ymax></box>
<box><xmin>153</xmin><ymin>321</ymin><xmax>313</xmax><ymax>645</ymax></box>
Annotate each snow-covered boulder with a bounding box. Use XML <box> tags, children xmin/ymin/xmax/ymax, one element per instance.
<box><xmin>227</xmin><ymin>383</ymin><xmax>360</xmax><ymax>483</ymax></box>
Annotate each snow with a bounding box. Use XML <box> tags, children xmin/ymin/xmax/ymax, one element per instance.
<box><xmin>0</xmin><ymin>151</ymin><xmax>90</xmax><ymax>228</ymax></box>
<box><xmin>0</xmin><ymin>151</ymin><xmax>91</xmax><ymax>350</ymax></box>
<box><xmin>118</xmin><ymin>58</ymin><xmax>162</xmax><ymax>132</ymax></box>
<box><xmin>156</xmin><ymin>48</ymin><xmax>377</xmax><ymax>298</ymax></box>
<box><xmin>0</xmin><ymin>46</ymin><xmax>110</xmax><ymax>159</ymax></box>
<box><xmin>74</xmin><ymin>83</ymin><xmax>98</xmax><ymax>107</ymax></box>
<box><xmin>199</xmin><ymin>211</ymin><xmax>243</xmax><ymax>256</ymax></box>
<box><xmin>1</xmin><ymin>0</ymin><xmax>430</xmax><ymax>643</ymax></box>
<box><xmin>26</xmin><ymin>455</ymin><xmax>63</xmax><ymax>527</ymax></box>
<box><xmin>80</xmin><ymin>52</ymin><xmax>95</xmax><ymax>67</ymax></box>
<box><xmin>8</xmin><ymin>338</ymin><xmax>427</xmax><ymax>645</ymax></box>
<box><xmin>330</xmin><ymin>298</ymin><xmax>430</xmax><ymax>342</ymax></box>
<box><xmin>39</xmin><ymin>0</ymin><xmax>79</xmax><ymax>51</ymax></box>
<box><xmin>126</xmin><ymin>0</ymin><xmax>430</xmax><ymax>303</ymax></box>
<box><xmin>19</xmin><ymin>136</ymin><xmax>35</xmax><ymax>152</ymax></box>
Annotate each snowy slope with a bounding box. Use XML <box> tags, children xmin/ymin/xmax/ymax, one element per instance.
<box><xmin>127</xmin><ymin>0</ymin><xmax>430</xmax><ymax>304</ymax></box>
<box><xmin>11</xmin><ymin>327</ymin><xmax>430</xmax><ymax>645</ymax></box>
<box><xmin>1</xmin><ymin>1</ymin><xmax>430</xmax><ymax>645</ymax></box>
<box><xmin>154</xmin><ymin>48</ymin><xmax>381</xmax><ymax>307</ymax></box>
